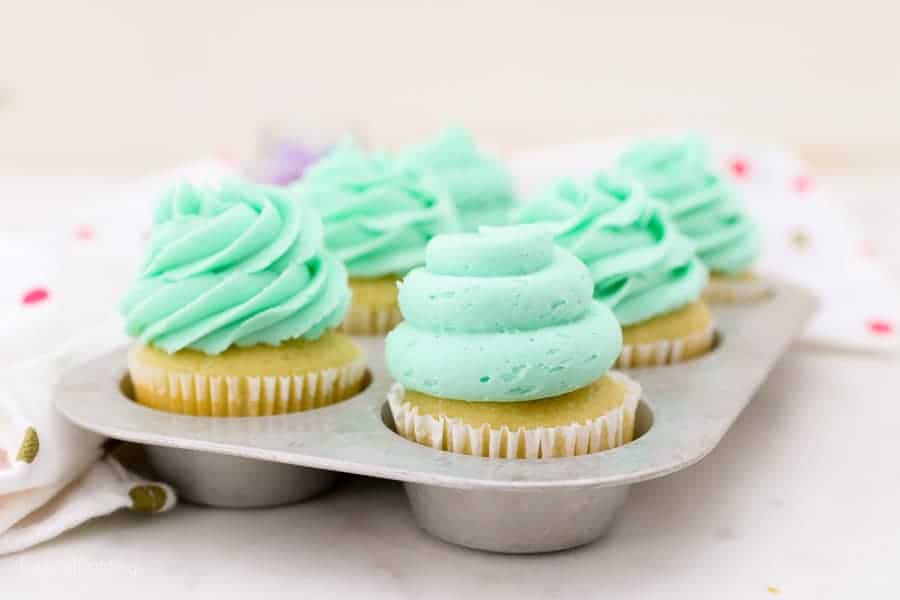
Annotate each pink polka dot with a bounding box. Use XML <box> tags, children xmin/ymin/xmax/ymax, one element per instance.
<box><xmin>791</xmin><ymin>175</ymin><xmax>813</xmax><ymax>194</ymax></box>
<box><xmin>22</xmin><ymin>287</ymin><xmax>50</xmax><ymax>306</ymax></box>
<box><xmin>217</xmin><ymin>150</ymin><xmax>240</xmax><ymax>169</ymax></box>
<box><xmin>860</xmin><ymin>240</ymin><xmax>878</xmax><ymax>258</ymax></box>
<box><xmin>74</xmin><ymin>224</ymin><xmax>95</xmax><ymax>240</ymax></box>
<box><xmin>868</xmin><ymin>319</ymin><xmax>894</xmax><ymax>336</ymax></box>
<box><xmin>728</xmin><ymin>157</ymin><xmax>751</xmax><ymax>179</ymax></box>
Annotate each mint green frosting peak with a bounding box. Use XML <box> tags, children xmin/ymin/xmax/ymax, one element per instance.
<box><xmin>121</xmin><ymin>180</ymin><xmax>349</xmax><ymax>354</ymax></box>
<box><xmin>386</xmin><ymin>225</ymin><xmax>621</xmax><ymax>402</ymax></box>
<box><xmin>400</xmin><ymin>128</ymin><xmax>517</xmax><ymax>231</ymax></box>
<box><xmin>517</xmin><ymin>175</ymin><xmax>708</xmax><ymax>327</ymax></box>
<box><xmin>617</xmin><ymin>135</ymin><xmax>760</xmax><ymax>274</ymax></box>
<box><xmin>294</xmin><ymin>141</ymin><xmax>460</xmax><ymax>278</ymax></box>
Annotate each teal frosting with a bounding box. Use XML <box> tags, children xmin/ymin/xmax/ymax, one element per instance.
<box><xmin>386</xmin><ymin>225</ymin><xmax>621</xmax><ymax>402</ymax></box>
<box><xmin>400</xmin><ymin>128</ymin><xmax>517</xmax><ymax>231</ymax></box>
<box><xmin>293</xmin><ymin>141</ymin><xmax>460</xmax><ymax>278</ymax></box>
<box><xmin>121</xmin><ymin>180</ymin><xmax>349</xmax><ymax>354</ymax></box>
<box><xmin>616</xmin><ymin>135</ymin><xmax>760</xmax><ymax>274</ymax></box>
<box><xmin>517</xmin><ymin>175</ymin><xmax>708</xmax><ymax>327</ymax></box>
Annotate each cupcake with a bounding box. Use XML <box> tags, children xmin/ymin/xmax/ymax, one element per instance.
<box><xmin>294</xmin><ymin>142</ymin><xmax>459</xmax><ymax>335</ymax></box>
<box><xmin>120</xmin><ymin>180</ymin><xmax>367</xmax><ymax>416</ymax></box>
<box><xmin>518</xmin><ymin>175</ymin><xmax>714</xmax><ymax>368</ymax></box>
<box><xmin>617</xmin><ymin>135</ymin><xmax>766</xmax><ymax>302</ymax></box>
<box><xmin>386</xmin><ymin>225</ymin><xmax>640</xmax><ymax>458</ymax></box>
<box><xmin>399</xmin><ymin>127</ymin><xmax>517</xmax><ymax>231</ymax></box>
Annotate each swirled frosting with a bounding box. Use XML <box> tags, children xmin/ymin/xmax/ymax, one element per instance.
<box><xmin>616</xmin><ymin>135</ymin><xmax>760</xmax><ymax>274</ymax></box>
<box><xmin>518</xmin><ymin>175</ymin><xmax>708</xmax><ymax>327</ymax></box>
<box><xmin>386</xmin><ymin>226</ymin><xmax>621</xmax><ymax>402</ymax></box>
<box><xmin>121</xmin><ymin>180</ymin><xmax>350</xmax><ymax>355</ymax></box>
<box><xmin>399</xmin><ymin>128</ymin><xmax>517</xmax><ymax>231</ymax></box>
<box><xmin>293</xmin><ymin>141</ymin><xmax>460</xmax><ymax>278</ymax></box>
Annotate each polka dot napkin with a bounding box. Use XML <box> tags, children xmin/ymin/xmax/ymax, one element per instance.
<box><xmin>0</xmin><ymin>354</ymin><xmax>176</xmax><ymax>555</ymax></box>
<box><xmin>509</xmin><ymin>134</ymin><xmax>898</xmax><ymax>353</ymax></box>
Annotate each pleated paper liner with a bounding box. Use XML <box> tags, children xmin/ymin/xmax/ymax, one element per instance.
<box><xmin>343</xmin><ymin>276</ymin><xmax>403</xmax><ymax>335</ymax></box>
<box><xmin>340</xmin><ymin>305</ymin><xmax>403</xmax><ymax>336</ymax></box>
<box><xmin>388</xmin><ymin>371</ymin><xmax>641</xmax><ymax>459</ymax></box>
<box><xmin>703</xmin><ymin>273</ymin><xmax>772</xmax><ymax>304</ymax></box>
<box><xmin>616</xmin><ymin>322</ymin><xmax>716</xmax><ymax>369</ymax></box>
<box><xmin>127</xmin><ymin>351</ymin><xmax>368</xmax><ymax>417</ymax></box>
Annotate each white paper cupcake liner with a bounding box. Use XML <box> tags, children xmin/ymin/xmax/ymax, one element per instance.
<box><xmin>387</xmin><ymin>371</ymin><xmax>641</xmax><ymax>459</ymax></box>
<box><xmin>703</xmin><ymin>275</ymin><xmax>772</xmax><ymax>304</ymax></box>
<box><xmin>127</xmin><ymin>351</ymin><xmax>368</xmax><ymax>417</ymax></box>
<box><xmin>617</xmin><ymin>321</ymin><xmax>716</xmax><ymax>369</ymax></box>
<box><xmin>340</xmin><ymin>305</ymin><xmax>403</xmax><ymax>336</ymax></box>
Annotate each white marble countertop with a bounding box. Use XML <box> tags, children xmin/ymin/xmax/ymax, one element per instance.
<box><xmin>2</xmin><ymin>177</ymin><xmax>898</xmax><ymax>598</ymax></box>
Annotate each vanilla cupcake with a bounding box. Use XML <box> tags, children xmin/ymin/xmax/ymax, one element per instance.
<box><xmin>120</xmin><ymin>180</ymin><xmax>366</xmax><ymax>416</ymax></box>
<box><xmin>399</xmin><ymin>127</ymin><xmax>518</xmax><ymax>231</ymax></box>
<box><xmin>518</xmin><ymin>175</ymin><xmax>714</xmax><ymax>368</ymax></box>
<box><xmin>617</xmin><ymin>135</ymin><xmax>766</xmax><ymax>302</ymax></box>
<box><xmin>386</xmin><ymin>226</ymin><xmax>640</xmax><ymax>458</ymax></box>
<box><xmin>294</xmin><ymin>142</ymin><xmax>460</xmax><ymax>335</ymax></box>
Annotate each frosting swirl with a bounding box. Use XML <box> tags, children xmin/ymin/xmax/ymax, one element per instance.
<box><xmin>617</xmin><ymin>136</ymin><xmax>760</xmax><ymax>274</ymax></box>
<box><xmin>294</xmin><ymin>142</ymin><xmax>460</xmax><ymax>277</ymax></box>
<box><xmin>399</xmin><ymin>128</ymin><xmax>517</xmax><ymax>231</ymax></box>
<box><xmin>386</xmin><ymin>226</ymin><xmax>621</xmax><ymax>402</ymax></box>
<box><xmin>121</xmin><ymin>180</ymin><xmax>349</xmax><ymax>354</ymax></box>
<box><xmin>518</xmin><ymin>175</ymin><xmax>708</xmax><ymax>327</ymax></box>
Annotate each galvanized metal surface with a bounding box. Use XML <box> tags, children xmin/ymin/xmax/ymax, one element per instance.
<box><xmin>54</xmin><ymin>279</ymin><xmax>815</xmax><ymax>552</ymax></box>
<box><xmin>143</xmin><ymin>446</ymin><xmax>340</xmax><ymax>508</ymax></box>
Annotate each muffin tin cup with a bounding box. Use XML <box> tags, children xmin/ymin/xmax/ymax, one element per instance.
<box><xmin>142</xmin><ymin>445</ymin><xmax>340</xmax><ymax>508</ymax></box>
<box><xmin>54</xmin><ymin>279</ymin><xmax>815</xmax><ymax>554</ymax></box>
<box><xmin>405</xmin><ymin>480</ymin><xmax>631</xmax><ymax>553</ymax></box>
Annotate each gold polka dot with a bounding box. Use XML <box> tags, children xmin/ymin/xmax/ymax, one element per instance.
<box><xmin>790</xmin><ymin>229</ymin><xmax>810</xmax><ymax>250</ymax></box>
<box><xmin>129</xmin><ymin>485</ymin><xmax>168</xmax><ymax>513</ymax></box>
<box><xmin>16</xmin><ymin>427</ymin><xmax>39</xmax><ymax>464</ymax></box>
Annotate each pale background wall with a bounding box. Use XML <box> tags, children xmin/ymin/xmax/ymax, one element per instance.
<box><xmin>1</xmin><ymin>1</ymin><xmax>898</xmax><ymax>175</ymax></box>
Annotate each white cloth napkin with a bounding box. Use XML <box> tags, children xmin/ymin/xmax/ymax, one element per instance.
<box><xmin>509</xmin><ymin>134</ymin><xmax>899</xmax><ymax>353</ymax></box>
<box><xmin>0</xmin><ymin>338</ymin><xmax>176</xmax><ymax>555</ymax></box>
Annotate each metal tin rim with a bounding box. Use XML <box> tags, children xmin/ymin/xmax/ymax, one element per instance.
<box><xmin>54</xmin><ymin>279</ymin><xmax>816</xmax><ymax>492</ymax></box>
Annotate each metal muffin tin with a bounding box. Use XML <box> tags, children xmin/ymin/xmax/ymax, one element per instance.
<box><xmin>54</xmin><ymin>279</ymin><xmax>815</xmax><ymax>553</ymax></box>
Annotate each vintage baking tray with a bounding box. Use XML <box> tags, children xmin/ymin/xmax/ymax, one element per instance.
<box><xmin>54</xmin><ymin>279</ymin><xmax>816</xmax><ymax>554</ymax></box>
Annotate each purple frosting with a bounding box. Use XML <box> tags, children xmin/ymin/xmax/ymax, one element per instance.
<box><xmin>255</xmin><ymin>140</ymin><xmax>326</xmax><ymax>186</ymax></box>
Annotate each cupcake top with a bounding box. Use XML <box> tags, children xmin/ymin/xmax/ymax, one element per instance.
<box><xmin>386</xmin><ymin>225</ymin><xmax>622</xmax><ymax>402</ymax></box>
<box><xmin>121</xmin><ymin>180</ymin><xmax>349</xmax><ymax>354</ymax></box>
<box><xmin>616</xmin><ymin>135</ymin><xmax>760</xmax><ymax>274</ymax></box>
<box><xmin>399</xmin><ymin>127</ymin><xmax>517</xmax><ymax>231</ymax></box>
<box><xmin>294</xmin><ymin>141</ymin><xmax>459</xmax><ymax>278</ymax></box>
<box><xmin>518</xmin><ymin>175</ymin><xmax>708</xmax><ymax>327</ymax></box>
